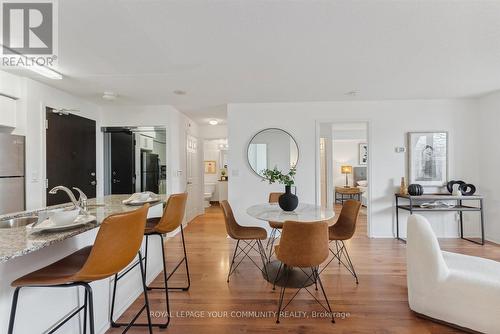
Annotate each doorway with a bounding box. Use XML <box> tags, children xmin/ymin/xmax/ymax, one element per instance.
<box><xmin>110</xmin><ymin>131</ymin><xmax>135</xmax><ymax>194</ymax></box>
<box><xmin>202</xmin><ymin>138</ymin><xmax>228</xmax><ymax>209</ymax></box>
<box><xmin>317</xmin><ymin>121</ymin><xmax>370</xmax><ymax>235</ymax></box>
<box><xmin>103</xmin><ymin>127</ymin><xmax>167</xmax><ymax>195</ymax></box>
<box><xmin>45</xmin><ymin>108</ymin><xmax>97</xmax><ymax>205</ymax></box>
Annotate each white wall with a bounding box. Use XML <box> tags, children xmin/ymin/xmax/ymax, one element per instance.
<box><xmin>478</xmin><ymin>92</ymin><xmax>500</xmax><ymax>243</ymax></box>
<box><xmin>333</xmin><ymin>140</ymin><xmax>366</xmax><ymax>187</ymax></box>
<box><xmin>228</xmin><ymin>100</ymin><xmax>481</xmax><ymax>238</ymax></box>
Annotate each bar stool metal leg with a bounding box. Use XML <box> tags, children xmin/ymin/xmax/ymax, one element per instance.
<box><xmin>145</xmin><ymin>228</ymin><xmax>191</xmax><ymax>291</ymax></box>
<box><xmin>9</xmin><ymin>283</ymin><xmax>95</xmax><ymax>334</ymax></box>
<box><xmin>82</xmin><ymin>283</ymin><xmax>96</xmax><ymax>334</ymax></box>
<box><xmin>138</xmin><ymin>233</ymin><xmax>172</xmax><ymax>327</ymax></box>
<box><xmin>82</xmin><ymin>289</ymin><xmax>88</xmax><ymax>334</ymax></box>
<box><xmin>110</xmin><ymin>251</ymin><xmax>155</xmax><ymax>331</ymax></box>
<box><xmin>7</xmin><ymin>287</ymin><xmax>21</xmax><ymax>334</ymax></box>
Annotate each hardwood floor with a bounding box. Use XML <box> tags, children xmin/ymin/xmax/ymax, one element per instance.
<box><xmin>107</xmin><ymin>205</ymin><xmax>500</xmax><ymax>333</ymax></box>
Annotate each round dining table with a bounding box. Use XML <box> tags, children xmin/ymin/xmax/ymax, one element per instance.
<box><xmin>246</xmin><ymin>202</ymin><xmax>335</xmax><ymax>288</ymax></box>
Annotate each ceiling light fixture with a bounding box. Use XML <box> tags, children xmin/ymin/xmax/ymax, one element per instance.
<box><xmin>173</xmin><ymin>90</ymin><xmax>187</xmax><ymax>95</ymax></box>
<box><xmin>102</xmin><ymin>91</ymin><xmax>118</xmax><ymax>101</ymax></box>
<box><xmin>208</xmin><ymin>119</ymin><xmax>218</xmax><ymax>126</ymax></box>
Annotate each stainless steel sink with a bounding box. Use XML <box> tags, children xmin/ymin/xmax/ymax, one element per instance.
<box><xmin>0</xmin><ymin>216</ymin><xmax>38</xmax><ymax>229</ymax></box>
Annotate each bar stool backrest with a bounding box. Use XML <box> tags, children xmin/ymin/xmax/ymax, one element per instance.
<box><xmin>330</xmin><ymin>200</ymin><xmax>361</xmax><ymax>239</ymax></box>
<box><xmin>268</xmin><ymin>192</ymin><xmax>284</xmax><ymax>204</ymax></box>
<box><xmin>73</xmin><ymin>204</ymin><xmax>150</xmax><ymax>281</ymax></box>
<box><xmin>277</xmin><ymin>220</ymin><xmax>329</xmax><ymax>268</ymax></box>
<box><xmin>154</xmin><ymin>193</ymin><xmax>188</xmax><ymax>234</ymax></box>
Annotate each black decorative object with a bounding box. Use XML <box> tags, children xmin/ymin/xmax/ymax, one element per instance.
<box><xmin>459</xmin><ymin>184</ymin><xmax>476</xmax><ymax>196</ymax></box>
<box><xmin>408</xmin><ymin>184</ymin><xmax>424</xmax><ymax>196</ymax></box>
<box><xmin>447</xmin><ymin>180</ymin><xmax>465</xmax><ymax>194</ymax></box>
<box><xmin>279</xmin><ymin>185</ymin><xmax>299</xmax><ymax>211</ymax></box>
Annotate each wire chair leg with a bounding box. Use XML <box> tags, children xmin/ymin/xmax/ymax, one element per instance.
<box><xmin>341</xmin><ymin>240</ymin><xmax>359</xmax><ymax>284</ymax></box>
<box><xmin>315</xmin><ymin>267</ymin><xmax>335</xmax><ymax>323</ymax></box>
<box><xmin>273</xmin><ymin>262</ymin><xmax>283</xmax><ymax>290</ymax></box>
<box><xmin>227</xmin><ymin>240</ymin><xmax>240</xmax><ymax>282</ymax></box>
<box><xmin>276</xmin><ymin>265</ymin><xmax>290</xmax><ymax>324</ymax></box>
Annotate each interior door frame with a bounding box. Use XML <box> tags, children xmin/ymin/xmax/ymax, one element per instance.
<box><xmin>314</xmin><ymin>119</ymin><xmax>373</xmax><ymax>238</ymax></box>
<box><xmin>40</xmin><ymin>103</ymin><xmax>51</xmax><ymax>207</ymax></box>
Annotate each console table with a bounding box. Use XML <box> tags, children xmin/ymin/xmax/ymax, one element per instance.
<box><xmin>395</xmin><ymin>194</ymin><xmax>485</xmax><ymax>245</ymax></box>
<box><xmin>335</xmin><ymin>186</ymin><xmax>362</xmax><ymax>204</ymax></box>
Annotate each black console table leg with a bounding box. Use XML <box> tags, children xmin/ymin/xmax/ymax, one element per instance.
<box><xmin>459</xmin><ymin>199</ymin><xmax>464</xmax><ymax>239</ymax></box>
<box><xmin>395</xmin><ymin>196</ymin><xmax>400</xmax><ymax>241</ymax></box>
<box><xmin>480</xmin><ymin>199</ymin><xmax>485</xmax><ymax>245</ymax></box>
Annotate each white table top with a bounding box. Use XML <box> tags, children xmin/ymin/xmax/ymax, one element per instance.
<box><xmin>247</xmin><ymin>203</ymin><xmax>335</xmax><ymax>223</ymax></box>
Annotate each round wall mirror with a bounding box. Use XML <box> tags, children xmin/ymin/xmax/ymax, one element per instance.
<box><xmin>247</xmin><ymin>128</ymin><xmax>299</xmax><ymax>177</ymax></box>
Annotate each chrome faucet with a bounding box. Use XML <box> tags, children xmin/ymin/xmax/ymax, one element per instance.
<box><xmin>72</xmin><ymin>187</ymin><xmax>88</xmax><ymax>209</ymax></box>
<box><xmin>48</xmin><ymin>186</ymin><xmax>80</xmax><ymax>209</ymax></box>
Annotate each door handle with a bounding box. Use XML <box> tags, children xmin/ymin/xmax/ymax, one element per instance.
<box><xmin>187</xmin><ymin>181</ymin><xmax>192</xmax><ymax>185</ymax></box>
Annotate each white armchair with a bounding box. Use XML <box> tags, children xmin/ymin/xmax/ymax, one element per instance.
<box><xmin>407</xmin><ymin>214</ymin><xmax>500</xmax><ymax>333</ymax></box>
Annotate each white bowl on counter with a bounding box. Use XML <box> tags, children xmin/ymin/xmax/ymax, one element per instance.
<box><xmin>38</xmin><ymin>207</ymin><xmax>80</xmax><ymax>227</ymax></box>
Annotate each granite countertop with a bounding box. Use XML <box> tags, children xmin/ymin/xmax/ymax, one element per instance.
<box><xmin>0</xmin><ymin>194</ymin><xmax>168</xmax><ymax>263</ymax></box>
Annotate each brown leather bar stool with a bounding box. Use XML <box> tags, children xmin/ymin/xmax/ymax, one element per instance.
<box><xmin>221</xmin><ymin>200</ymin><xmax>269</xmax><ymax>282</ymax></box>
<box><xmin>111</xmin><ymin>192</ymin><xmax>188</xmax><ymax>329</ymax></box>
<box><xmin>274</xmin><ymin>220</ymin><xmax>334</xmax><ymax>324</ymax></box>
<box><xmin>321</xmin><ymin>199</ymin><xmax>361</xmax><ymax>284</ymax></box>
<box><xmin>8</xmin><ymin>204</ymin><xmax>152</xmax><ymax>334</ymax></box>
<box><xmin>266</xmin><ymin>192</ymin><xmax>284</xmax><ymax>259</ymax></box>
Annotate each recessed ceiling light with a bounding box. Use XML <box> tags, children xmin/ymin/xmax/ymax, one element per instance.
<box><xmin>173</xmin><ymin>90</ymin><xmax>187</xmax><ymax>95</ymax></box>
<box><xmin>208</xmin><ymin>119</ymin><xmax>218</xmax><ymax>126</ymax></box>
<box><xmin>102</xmin><ymin>91</ymin><xmax>118</xmax><ymax>100</ymax></box>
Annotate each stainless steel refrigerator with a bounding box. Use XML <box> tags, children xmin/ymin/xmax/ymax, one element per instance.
<box><xmin>0</xmin><ymin>134</ymin><xmax>25</xmax><ymax>215</ymax></box>
<box><xmin>141</xmin><ymin>151</ymin><xmax>159</xmax><ymax>193</ymax></box>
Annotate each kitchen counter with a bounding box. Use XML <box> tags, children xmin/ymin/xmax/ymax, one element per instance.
<box><xmin>0</xmin><ymin>194</ymin><xmax>168</xmax><ymax>263</ymax></box>
<box><xmin>0</xmin><ymin>194</ymin><xmax>170</xmax><ymax>334</ymax></box>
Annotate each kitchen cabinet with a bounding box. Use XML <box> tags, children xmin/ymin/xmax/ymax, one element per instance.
<box><xmin>138</xmin><ymin>134</ymin><xmax>154</xmax><ymax>150</ymax></box>
<box><xmin>0</xmin><ymin>95</ymin><xmax>17</xmax><ymax>128</ymax></box>
<box><xmin>218</xmin><ymin>181</ymin><xmax>228</xmax><ymax>201</ymax></box>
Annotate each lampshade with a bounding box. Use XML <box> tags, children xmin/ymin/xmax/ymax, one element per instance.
<box><xmin>341</xmin><ymin>165</ymin><xmax>353</xmax><ymax>174</ymax></box>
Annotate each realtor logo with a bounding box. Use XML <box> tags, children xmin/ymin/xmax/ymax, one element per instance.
<box><xmin>1</xmin><ymin>0</ymin><xmax>57</xmax><ymax>56</ymax></box>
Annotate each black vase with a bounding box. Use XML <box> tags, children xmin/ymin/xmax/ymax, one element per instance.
<box><xmin>408</xmin><ymin>184</ymin><xmax>424</xmax><ymax>196</ymax></box>
<box><xmin>278</xmin><ymin>185</ymin><xmax>299</xmax><ymax>211</ymax></box>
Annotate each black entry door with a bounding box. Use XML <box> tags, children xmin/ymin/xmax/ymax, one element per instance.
<box><xmin>110</xmin><ymin>131</ymin><xmax>135</xmax><ymax>194</ymax></box>
<box><xmin>46</xmin><ymin>108</ymin><xmax>96</xmax><ymax>205</ymax></box>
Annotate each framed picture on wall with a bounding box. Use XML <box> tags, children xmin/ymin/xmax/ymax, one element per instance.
<box><xmin>408</xmin><ymin>131</ymin><xmax>448</xmax><ymax>186</ymax></box>
<box><xmin>359</xmin><ymin>143</ymin><xmax>368</xmax><ymax>165</ymax></box>
<box><xmin>204</xmin><ymin>160</ymin><xmax>217</xmax><ymax>174</ymax></box>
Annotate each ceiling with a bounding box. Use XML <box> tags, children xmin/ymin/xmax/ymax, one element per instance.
<box><xmin>4</xmin><ymin>0</ymin><xmax>500</xmax><ymax>123</ymax></box>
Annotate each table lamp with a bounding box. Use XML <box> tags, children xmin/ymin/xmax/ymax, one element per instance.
<box><xmin>341</xmin><ymin>165</ymin><xmax>353</xmax><ymax>188</ymax></box>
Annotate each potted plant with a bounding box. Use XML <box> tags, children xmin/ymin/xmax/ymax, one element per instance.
<box><xmin>261</xmin><ymin>167</ymin><xmax>298</xmax><ymax>211</ymax></box>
